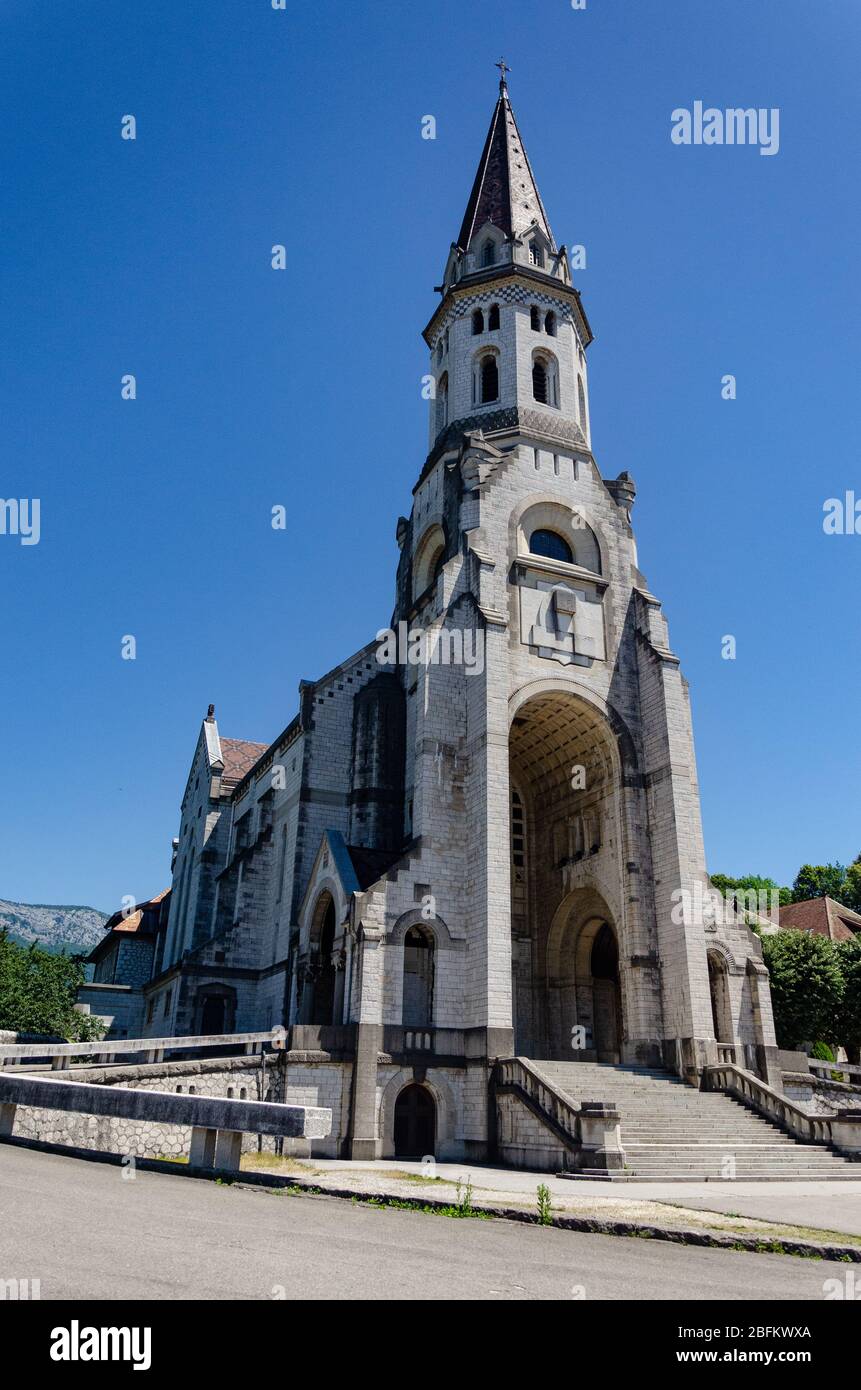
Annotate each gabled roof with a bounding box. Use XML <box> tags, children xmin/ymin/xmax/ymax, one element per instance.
<box><xmin>346</xmin><ymin>845</ymin><xmax>404</xmax><ymax>891</ymax></box>
<box><xmin>778</xmin><ymin>895</ymin><xmax>861</xmax><ymax>943</ymax></box>
<box><xmin>88</xmin><ymin>889</ymin><xmax>171</xmax><ymax>961</ymax></box>
<box><xmin>457</xmin><ymin>77</ymin><xmax>556</xmax><ymax>252</ymax></box>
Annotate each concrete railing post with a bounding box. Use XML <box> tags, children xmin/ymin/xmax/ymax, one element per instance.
<box><xmin>0</xmin><ymin>1103</ymin><xmax>17</xmax><ymax>1137</ymax></box>
<box><xmin>213</xmin><ymin>1131</ymin><xmax>243</xmax><ymax>1170</ymax></box>
<box><xmin>831</xmin><ymin>1110</ymin><xmax>861</xmax><ymax>1156</ymax></box>
<box><xmin>189</xmin><ymin>1126</ymin><xmax>218</xmax><ymax>1168</ymax></box>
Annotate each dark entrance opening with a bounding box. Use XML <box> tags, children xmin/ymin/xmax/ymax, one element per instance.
<box><xmin>590</xmin><ymin>923</ymin><xmax>622</xmax><ymax>1063</ymax></box>
<box><xmin>311</xmin><ymin>898</ymin><xmax>337</xmax><ymax>1025</ymax></box>
<box><xmin>393</xmin><ymin>1083</ymin><xmax>436</xmax><ymax>1158</ymax></box>
<box><xmin>200</xmin><ymin>994</ymin><xmax>226</xmax><ymax>1035</ymax></box>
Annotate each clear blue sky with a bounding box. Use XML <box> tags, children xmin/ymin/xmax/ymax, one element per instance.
<box><xmin>2</xmin><ymin>0</ymin><xmax>859</xmax><ymax>914</ymax></box>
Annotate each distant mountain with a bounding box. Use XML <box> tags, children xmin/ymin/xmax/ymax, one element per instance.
<box><xmin>0</xmin><ymin>901</ymin><xmax>108</xmax><ymax>955</ymax></box>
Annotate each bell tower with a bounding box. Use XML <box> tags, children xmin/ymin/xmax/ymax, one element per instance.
<box><xmin>426</xmin><ymin>63</ymin><xmax>592</xmax><ymax>456</ymax></box>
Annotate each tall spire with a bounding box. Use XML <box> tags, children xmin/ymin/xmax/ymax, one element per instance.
<box><xmin>456</xmin><ymin>64</ymin><xmax>556</xmax><ymax>253</ymax></box>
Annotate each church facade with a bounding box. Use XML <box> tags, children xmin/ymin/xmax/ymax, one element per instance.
<box><xmin>111</xmin><ymin>76</ymin><xmax>779</xmax><ymax>1161</ymax></box>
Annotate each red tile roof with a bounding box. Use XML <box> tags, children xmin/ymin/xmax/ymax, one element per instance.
<box><xmin>219</xmin><ymin>737</ymin><xmax>269</xmax><ymax>787</ymax></box>
<box><xmin>778</xmin><ymin>896</ymin><xmax>861</xmax><ymax>942</ymax></box>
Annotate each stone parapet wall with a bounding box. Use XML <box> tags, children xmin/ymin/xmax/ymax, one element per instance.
<box><xmin>9</xmin><ymin>1053</ymin><xmax>350</xmax><ymax>1162</ymax></box>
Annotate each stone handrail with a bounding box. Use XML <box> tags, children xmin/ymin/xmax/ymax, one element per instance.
<box><xmin>494</xmin><ymin>1058</ymin><xmax>625</xmax><ymax>1173</ymax></box>
<box><xmin>704</xmin><ymin>1062</ymin><xmax>833</xmax><ymax>1145</ymax></box>
<box><xmin>0</xmin><ymin>1030</ymin><xmax>277</xmax><ymax>1068</ymax></box>
<box><xmin>496</xmin><ymin>1056</ymin><xmax>582</xmax><ymax>1145</ymax></box>
<box><xmin>809</xmin><ymin>1059</ymin><xmax>861</xmax><ymax>1082</ymax></box>
<box><xmin>0</xmin><ymin>1072</ymin><xmax>331</xmax><ymax>1172</ymax></box>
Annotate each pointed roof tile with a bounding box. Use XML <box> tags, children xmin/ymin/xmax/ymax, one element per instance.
<box><xmin>457</xmin><ymin>80</ymin><xmax>556</xmax><ymax>253</ymax></box>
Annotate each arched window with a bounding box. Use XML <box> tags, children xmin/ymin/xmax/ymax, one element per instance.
<box><xmin>529</xmin><ymin>528</ymin><xmax>573</xmax><ymax>564</ymax></box>
<box><xmin>530</xmin><ymin>305</ymin><xmax>541</xmax><ymax>331</ymax></box>
<box><xmin>403</xmin><ymin>925</ymin><xmax>434</xmax><ymax>1026</ymax></box>
<box><xmin>532</xmin><ymin>358</ymin><xmax>548</xmax><ymax>404</ymax></box>
<box><xmin>481</xmin><ymin>238</ymin><xmax>496</xmax><ymax>267</ymax></box>
<box><xmin>413</xmin><ymin>523</ymin><xmax>446</xmax><ymax>598</ymax></box>
<box><xmin>479</xmin><ymin>354</ymin><xmax>498</xmax><ymax>404</ymax></box>
<box><xmin>436</xmin><ymin>372</ymin><xmax>448</xmax><ymax>434</ymax></box>
<box><xmin>472</xmin><ymin>309</ymin><xmax>484</xmax><ymax>336</ymax></box>
<box><xmin>578</xmin><ymin>375</ymin><xmax>587</xmax><ymax>430</ymax></box>
<box><xmin>529</xmin><ymin>240</ymin><xmax>544</xmax><ymax>268</ymax></box>
<box><xmin>533</xmin><ymin>353</ymin><xmax>559</xmax><ymax>408</ymax></box>
<box><xmin>545</xmin><ymin>311</ymin><xmax>557</xmax><ymax>336</ymax></box>
<box><xmin>488</xmin><ymin>303</ymin><xmax>500</xmax><ymax>331</ymax></box>
<box><xmin>310</xmin><ymin>895</ymin><xmax>337</xmax><ymax>1026</ymax></box>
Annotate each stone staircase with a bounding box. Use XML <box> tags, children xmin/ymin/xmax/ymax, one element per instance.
<box><xmin>527</xmin><ymin>1060</ymin><xmax>859</xmax><ymax>1181</ymax></box>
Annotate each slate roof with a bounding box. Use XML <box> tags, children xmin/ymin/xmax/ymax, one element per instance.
<box><xmin>457</xmin><ymin>80</ymin><xmax>556</xmax><ymax>252</ymax></box>
<box><xmin>346</xmin><ymin>845</ymin><xmax>404</xmax><ymax>891</ymax></box>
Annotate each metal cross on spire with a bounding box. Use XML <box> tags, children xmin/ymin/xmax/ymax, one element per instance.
<box><xmin>495</xmin><ymin>57</ymin><xmax>511</xmax><ymax>93</ymax></box>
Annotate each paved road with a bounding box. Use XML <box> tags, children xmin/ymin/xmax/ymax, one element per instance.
<box><xmin>0</xmin><ymin>1147</ymin><xmax>853</xmax><ymax>1301</ymax></box>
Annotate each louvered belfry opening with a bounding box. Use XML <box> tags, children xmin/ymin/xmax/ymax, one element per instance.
<box><xmin>481</xmin><ymin>354</ymin><xmax>499</xmax><ymax>402</ymax></box>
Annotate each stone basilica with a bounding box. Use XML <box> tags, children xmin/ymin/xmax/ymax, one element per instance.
<box><xmin>84</xmin><ymin>74</ymin><xmax>779</xmax><ymax>1164</ymax></box>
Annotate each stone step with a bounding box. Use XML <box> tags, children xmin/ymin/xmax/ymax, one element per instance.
<box><xmin>563</xmin><ymin>1171</ymin><xmax>861</xmax><ymax>1183</ymax></box>
<box><xmin>521</xmin><ymin>1057</ymin><xmax>855</xmax><ymax>1180</ymax></box>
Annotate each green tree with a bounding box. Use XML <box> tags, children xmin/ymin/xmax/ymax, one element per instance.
<box><xmin>836</xmin><ymin>937</ymin><xmax>861</xmax><ymax>1064</ymax></box>
<box><xmin>710</xmin><ymin>874</ymin><xmax>792</xmax><ymax>907</ymax></box>
<box><xmin>791</xmin><ymin>862</ymin><xmax>848</xmax><ymax>904</ymax></box>
<box><xmin>0</xmin><ymin>931</ymin><xmax>104</xmax><ymax>1040</ymax></box>
<box><xmin>758</xmin><ymin>928</ymin><xmax>844</xmax><ymax>1051</ymax></box>
<box><xmin>841</xmin><ymin>856</ymin><xmax>861</xmax><ymax>914</ymax></box>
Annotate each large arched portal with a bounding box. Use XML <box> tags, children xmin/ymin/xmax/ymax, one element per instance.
<box><xmin>509</xmin><ymin>690</ymin><xmax>626</xmax><ymax>1059</ymax></box>
<box><xmin>708</xmin><ymin>950</ymin><xmax>733</xmax><ymax>1044</ymax></box>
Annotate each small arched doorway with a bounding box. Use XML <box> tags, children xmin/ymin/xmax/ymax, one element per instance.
<box><xmin>708</xmin><ymin>951</ymin><xmax>733</xmax><ymax>1044</ymax></box>
<box><xmin>201</xmin><ymin>994</ymin><xmax>225</xmax><ymax>1034</ymax></box>
<box><xmin>590</xmin><ymin>923</ymin><xmax>622</xmax><ymax>1063</ymax></box>
<box><xmin>197</xmin><ymin>985</ymin><xmax>236</xmax><ymax>1036</ymax></box>
<box><xmin>394</xmin><ymin>1083</ymin><xmax>436</xmax><ymax>1158</ymax></box>
<box><xmin>403</xmin><ymin>926</ymin><xmax>434</xmax><ymax>1026</ymax></box>
<box><xmin>311</xmin><ymin>896</ymin><xmax>337</xmax><ymax>1025</ymax></box>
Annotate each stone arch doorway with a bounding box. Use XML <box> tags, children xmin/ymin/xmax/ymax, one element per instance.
<box><xmin>393</xmin><ymin>1084</ymin><xmax>436</xmax><ymax>1158</ymax></box>
<box><xmin>310</xmin><ymin>893</ymin><xmax>337</xmax><ymax>1025</ymax></box>
<box><xmin>196</xmin><ymin>985</ymin><xmax>236</xmax><ymax>1036</ymax></box>
<box><xmin>590</xmin><ymin>923</ymin><xmax>622</xmax><ymax>1063</ymax></box>
<box><xmin>546</xmin><ymin>907</ymin><xmax>624</xmax><ymax>1062</ymax></box>
<box><xmin>708</xmin><ymin>950</ymin><xmax>733</xmax><ymax>1044</ymax></box>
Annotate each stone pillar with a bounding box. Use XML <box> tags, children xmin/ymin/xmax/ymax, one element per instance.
<box><xmin>213</xmin><ymin>1130</ymin><xmax>243</xmax><ymax>1170</ymax></box>
<box><xmin>831</xmin><ymin>1111</ymin><xmax>861</xmax><ymax>1157</ymax></box>
<box><xmin>189</xmin><ymin>1126</ymin><xmax>218</xmax><ymax>1168</ymax></box>
<box><xmin>576</xmin><ymin>1102</ymin><xmax>625</xmax><ymax>1174</ymax></box>
<box><xmin>349</xmin><ymin>919</ymin><xmax>385</xmax><ymax>1160</ymax></box>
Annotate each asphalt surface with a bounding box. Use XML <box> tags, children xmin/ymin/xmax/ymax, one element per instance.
<box><xmin>0</xmin><ymin>1146</ymin><xmax>855</xmax><ymax>1301</ymax></box>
